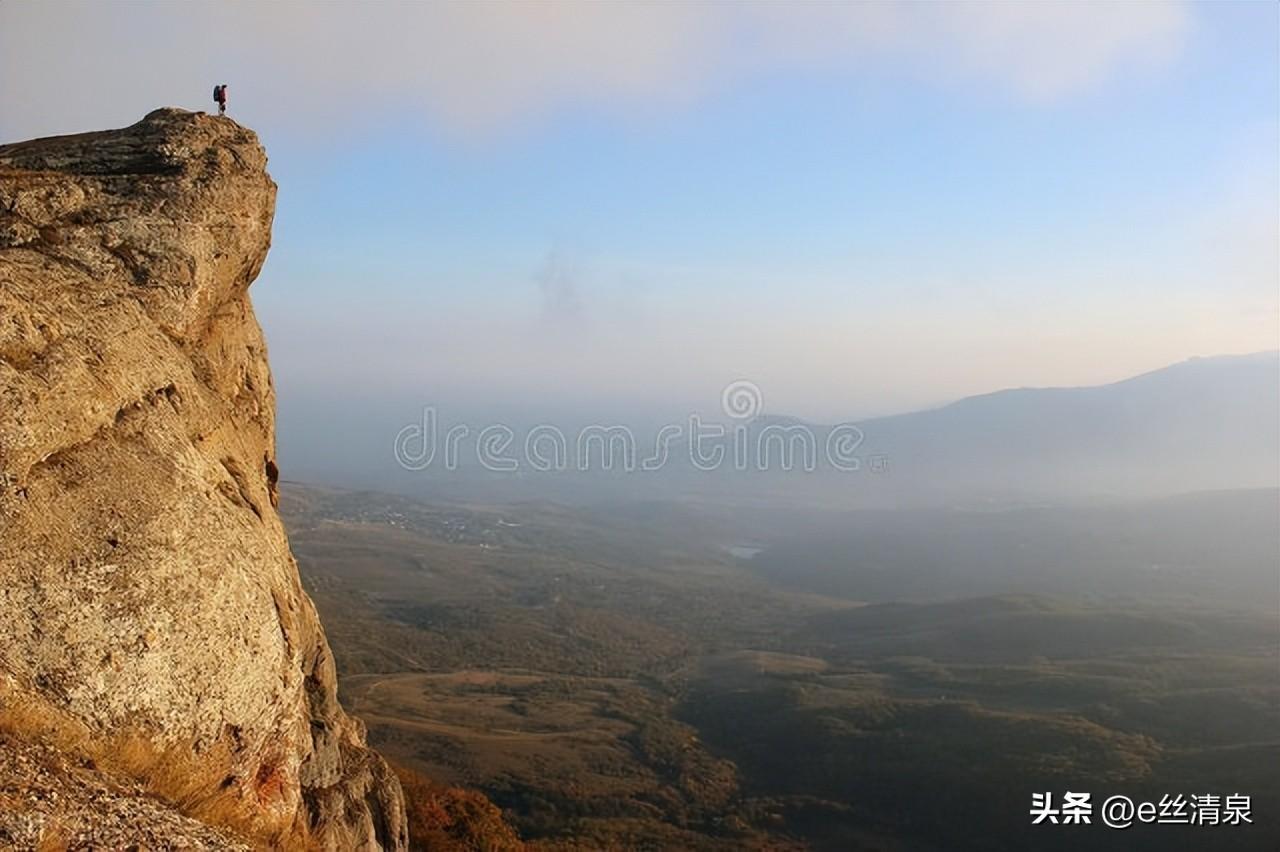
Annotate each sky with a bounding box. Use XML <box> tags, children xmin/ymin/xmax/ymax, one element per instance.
<box><xmin>2</xmin><ymin>1</ymin><xmax>1277</xmax><ymax>429</ymax></box>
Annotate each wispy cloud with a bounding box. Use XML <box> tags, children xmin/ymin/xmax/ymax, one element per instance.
<box><xmin>1</xmin><ymin>1</ymin><xmax>1191</xmax><ymax>139</ymax></box>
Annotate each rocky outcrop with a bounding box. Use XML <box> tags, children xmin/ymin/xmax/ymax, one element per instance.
<box><xmin>0</xmin><ymin>110</ymin><xmax>407</xmax><ymax>849</ymax></box>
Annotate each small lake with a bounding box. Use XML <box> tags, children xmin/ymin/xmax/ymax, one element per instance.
<box><xmin>724</xmin><ymin>543</ymin><xmax>764</xmax><ymax>560</ymax></box>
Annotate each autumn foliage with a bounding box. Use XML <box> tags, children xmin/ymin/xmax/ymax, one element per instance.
<box><xmin>391</xmin><ymin>762</ymin><xmax>524</xmax><ymax>851</ymax></box>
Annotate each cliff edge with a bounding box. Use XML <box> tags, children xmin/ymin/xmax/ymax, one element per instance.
<box><xmin>0</xmin><ymin>109</ymin><xmax>407</xmax><ymax>849</ymax></box>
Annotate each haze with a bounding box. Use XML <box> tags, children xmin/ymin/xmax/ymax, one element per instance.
<box><xmin>3</xmin><ymin>0</ymin><xmax>1276</xmax><ymax>471</ymax></box>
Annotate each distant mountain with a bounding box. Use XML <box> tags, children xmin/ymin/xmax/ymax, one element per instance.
<box><xmin>326</xmin><ymin>352</ymin><xmax>1279</xmax><ymax>509</ymax></box>
<box><xmin>847</xmin><ymin>351</ymin><xmax>1279</xmax><ymax>501</ymax></box>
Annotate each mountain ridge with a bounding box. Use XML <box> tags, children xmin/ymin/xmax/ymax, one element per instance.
<box><xmin>824</xmin><ymin>349</ymin><xmax>1280</xmax><ymax>424</ymax></box>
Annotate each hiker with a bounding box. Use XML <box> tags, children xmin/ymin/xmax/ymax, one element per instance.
<box><xmin>213</xmin><ymin>84</ymin><xmax>228</xmax><ymax>116</ymax></box>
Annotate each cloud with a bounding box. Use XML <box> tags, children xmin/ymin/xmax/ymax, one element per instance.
<box><xmin>911</xmin><ymin>2</ymin><xmax>1190</xmax><ymax>102</ymax></box>
<box><xmin>1</xmin><ymin>1</ymin><xmax>1191</xmax><ymax>140</ymax></box>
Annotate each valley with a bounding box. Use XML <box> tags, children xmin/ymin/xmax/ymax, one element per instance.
<box><xmin>284</xmin><ymin>484</ymin><xmax>1280</xmax><ymax>851</ymax></box>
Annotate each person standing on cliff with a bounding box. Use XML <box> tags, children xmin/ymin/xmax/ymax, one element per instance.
<box><xmin>213</xmin><ymin>84</ymin><xmax>228</xmax><ymax>116</ymax></box>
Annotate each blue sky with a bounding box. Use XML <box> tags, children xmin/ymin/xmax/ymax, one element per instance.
<box><xmin>2</xmin><ymin>2</ymin><xmax>1277</xmax><ymax>425</ymax></box>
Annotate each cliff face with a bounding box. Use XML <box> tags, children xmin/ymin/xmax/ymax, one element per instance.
<box><xmin>0</xmin><ymin>109</ymin><xmax>406</xmax><ymax>849</ymax></box>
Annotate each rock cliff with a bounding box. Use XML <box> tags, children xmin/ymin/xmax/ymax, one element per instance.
<box><xmin>0</xmin><ymin>109</ymin><xmax>407</xmax><ymax>849</ymax></box>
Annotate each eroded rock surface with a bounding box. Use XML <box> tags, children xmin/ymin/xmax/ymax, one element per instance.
<box><xmin>0</xmin><ymin>109</ymin><xmax>406</xmax><ymax>849</ymax></box>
